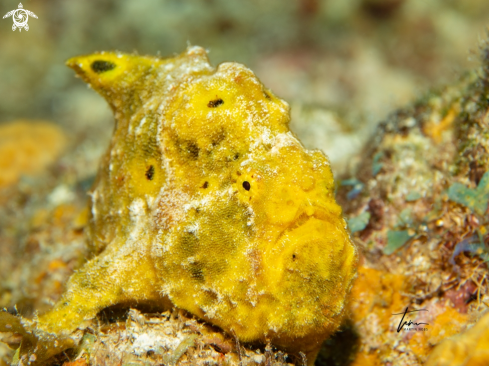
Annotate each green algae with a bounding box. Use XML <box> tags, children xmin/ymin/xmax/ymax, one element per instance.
<box><xmin>383</xmin><ymin>230</ymin><xmax>413</xmax><ymax>255</ymax></box>
<box><xmin>347</xmin><ymin>212</ymin><xmax>370</xmax><ymax>233</ymax></box>
<box><xmin>448</xmin><ymin>171</ymin><xmax>489</xmax><ymax>216</ymax></box>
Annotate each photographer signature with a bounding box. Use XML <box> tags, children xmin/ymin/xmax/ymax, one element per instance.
<box><xmin>392</xmin><ymin>307</ymin><xmax>429</xmax><ymax>332</ymax></box>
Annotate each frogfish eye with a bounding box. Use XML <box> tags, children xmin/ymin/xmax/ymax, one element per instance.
<box><xmin>91</xmin><ymin>60</ymin><xmax>116</xmax><ymax>73</ymax></box>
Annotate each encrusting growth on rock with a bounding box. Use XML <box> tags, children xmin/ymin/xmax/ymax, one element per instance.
<box><xmin>0</xmin><ymin>46</ymin><xmax>357</xmax><ymax>365</ymax></box>
<box><xmin>332</xmin><ymin>38</ymin><xmax>489</xmax><ymax>365</ymax></box>
<box><xmin>0</xmin><ymin>120</ymin><xmax>66</xmax><ymax>188</ymax></box>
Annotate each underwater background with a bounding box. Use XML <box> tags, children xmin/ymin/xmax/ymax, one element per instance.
<box><xmin>1</xmin><ymin>0</ymin><xmax>489</xmax><ymax>175</ymax></box>
<box><xmin>1</xmin><ymin>1</ymin><xmax>489</xmax><ymax>365</ymax></box>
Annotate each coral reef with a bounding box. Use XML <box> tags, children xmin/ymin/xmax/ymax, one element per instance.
<box><xmin>0</xmin><ymin>47</ymin><xmax>357</xmax><ymax>365</ymax></box>
<box><xmin>330</xmin><ymin>39</ymin><xmax>489</xmax><ymax>365</ymax></box>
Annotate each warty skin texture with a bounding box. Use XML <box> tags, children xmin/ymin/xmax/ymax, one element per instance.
<box><xmin>8</xmin><ymin>47</ymin><xmax>357</xmax><ymax>365</ymax></box>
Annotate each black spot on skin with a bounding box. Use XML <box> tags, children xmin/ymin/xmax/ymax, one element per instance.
<box><xmin>202</xmin><ymin>181</ymin><xmax>209</xmax><ymax>189</ymax></box>
<box><xmin>234</xmin><ymin>153</ymin><xmax>239</xmax><ymax>160</ymax></box>
<box><xmin>292</xmin><ymin>254</ymin><xmax>296</xmax><ymax>261</ymax></box>
<box><xmin>189</xmin><ymin>263</ymin><xmax>205</xmax><ymax>282</ymax></box>
<box><xmin>208</xmin><ymin>98</ymin><xmax>224</xmax><ymax>108</ymax></box>
<box><xmin>264</xmin><ymin>91</ymin><xmax>271</xmax><ymax>99</ymax></box>
<box><xmin>145</xmin><ymin>165</ymin><xmax>155</xmax><ymax>180</ymax></box>
<box><xmin>91</xmin><ymin>60</ymin><xmax>116</xmax><ymax>73</ymax></box>
<box><xmin>212</xmin><ymin>130</ymin><xmax>226</xmax><ymax>147</ymax></box>
<box><xmin>187</xmin><ymin>142</ymin><xmax>200</xmax><ymax>159</ymax></box>
<box><xmin>236</xmin><ymin>171</ymin><xmax>241</xmax><ymax>176</ymax></box>
<box><xmin>243</xmin><ymin>181</ymin><xmax>251</xmax><ymax>191</ymax></box>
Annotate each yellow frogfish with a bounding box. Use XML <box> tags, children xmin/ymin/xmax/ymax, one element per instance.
<box><xmin>1</xmin><ymin>46</ymin><xmax>357</xmax><ymax>365</ymax></box>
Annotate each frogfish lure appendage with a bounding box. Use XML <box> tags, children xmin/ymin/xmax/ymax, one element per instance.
<box><xmin>8</xmin><ymin>46</ymin><xmax>358</xmax><ymax>365</ymax></box>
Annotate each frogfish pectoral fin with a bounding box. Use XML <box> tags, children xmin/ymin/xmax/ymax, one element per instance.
<box><xmin>0</xmin><ymin>311</ymin><xmax>74</xmax><ymax>365</ymax></box>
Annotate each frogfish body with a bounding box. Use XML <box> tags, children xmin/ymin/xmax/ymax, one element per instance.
<box><xmin>6</xmin><ymin>46</ymin><xmax>357</xmax><ymax>365</ymax></box>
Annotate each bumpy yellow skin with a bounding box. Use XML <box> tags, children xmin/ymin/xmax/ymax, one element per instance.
<box><xmin>33</xmin><ymin>47</ymin><xmax>357</xmax><ymax>363</ymax></box>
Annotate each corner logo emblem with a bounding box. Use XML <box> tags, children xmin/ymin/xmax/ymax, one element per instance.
<box><xmin>3</xmin><ymin>3</ymin><xmax>37</xmax><ymax>32</ymax></box>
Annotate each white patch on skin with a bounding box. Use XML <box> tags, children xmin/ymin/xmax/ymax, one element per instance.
<box><xmin>183</xmin><ymin>188</ymin><xmax>230</xmax><ymax>213</ymax></box>
<box><xmin>163</xmin><ymin>63</ymin><xmax>174</xmax><ymax>72</ymax></box>
<box><xmin>155</xmin><ymin>188</ymin><xmax>190</xmax><ymax>230</ymax></box>
<box><xmin>88</xmin><ymin>189</ymin><xmax>100</xmax><ymax>218</ymax></box>
<box><xmin>279</xmin><ymin>101</ymin><xmax>290</xmax><ymax>114</ymax></box>
<box><xmin>247</xmin><ymin>205</ymin><xmax>255</xmax><ymax>226</ymax></box>
<box><xmin>246</xmin><ymin>286</ymin><xmax>258</xmax><ymax>307</ymax></box>
<box><xmin>199</xmin><ymin>292</ymin><xmax>225</xmax><ymax>319</ymax></box>
<box><xmin>135</xmin><ymin>116</ymin><xmax>147</xmax><ymax>135</ymax></box>
<box><xmin>251</xmin><ymin>127</ymin><xmax>272</xmax><ymax>149</ymax></box>
<box><xmin>127</xmin><ymin>198</ymin><xmax>147</xmax><ymax>243</ymax></box>
<box><xmin>129</xmin><ymin>198</ymin><xmax>146</xmax><ymax>221</ymax></box>
<box><xmin>146</xmin><ymin>194</ymin><xmax>156</xmax><ymax>210</ymax></box>
<box><xmin>186</xmin><ymin>222</ymin><xmax>200</xmax><ymax>237</ymax></box>
<box><xmin>240</xmin><ymin>158</ymin><xmax>253</xmax><ymax>167</ymax></box>
<box><xmin>271</xmin><ymin>132</ymin><xmax>301</xmax><ymax>155</ymax></box>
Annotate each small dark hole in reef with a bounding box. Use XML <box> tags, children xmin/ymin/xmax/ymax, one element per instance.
<box><xmin>202</xmin><ymin>181</ymin><xmax>209</xmax><ymax>189</ymax></box>
<box><xmin>466</xmin><ymin>291</ymin><xmax>479</xmax><ymax>305</ymax></box>
<box><xmin>316</xmin><ymin>319</ymin><xmax>360</xmax><ymax>365</ymax></box>
<box><xmin>145</xmin><ymin>165</ymin><xmax>155</xmax><ymax>180</ymax></box>
<box><xmin>97</xmin><ymin>306</ymin><xmax>130</xmax><ymax>324</ymax></box>
<box><xmin>97</xmin><ymin>302</ymin><xmax>167</xmax><ymax>325</ymax></box>
<box><xmin>91</xmin><ymin>60</ymin><xmax>116</xmax><ymax>73</ymax></box>
<box><xmin>209</xmin><ymin>343</ymin><xmax>227</xmax><ymax>354</ymax></box>
<box><xmin>47</xmin><ymin>348</ymin><xmax>76</xmax><ymax>366</ymax></box>
<box><xmin>243</xmin><ymin>181</ymin><xmax>251</xmax><ymax>191</ymax></box>
<box><xmin>208</xmin><ymin>98</ymin><xmax>224</xmax><ymax>108</ymax></box>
